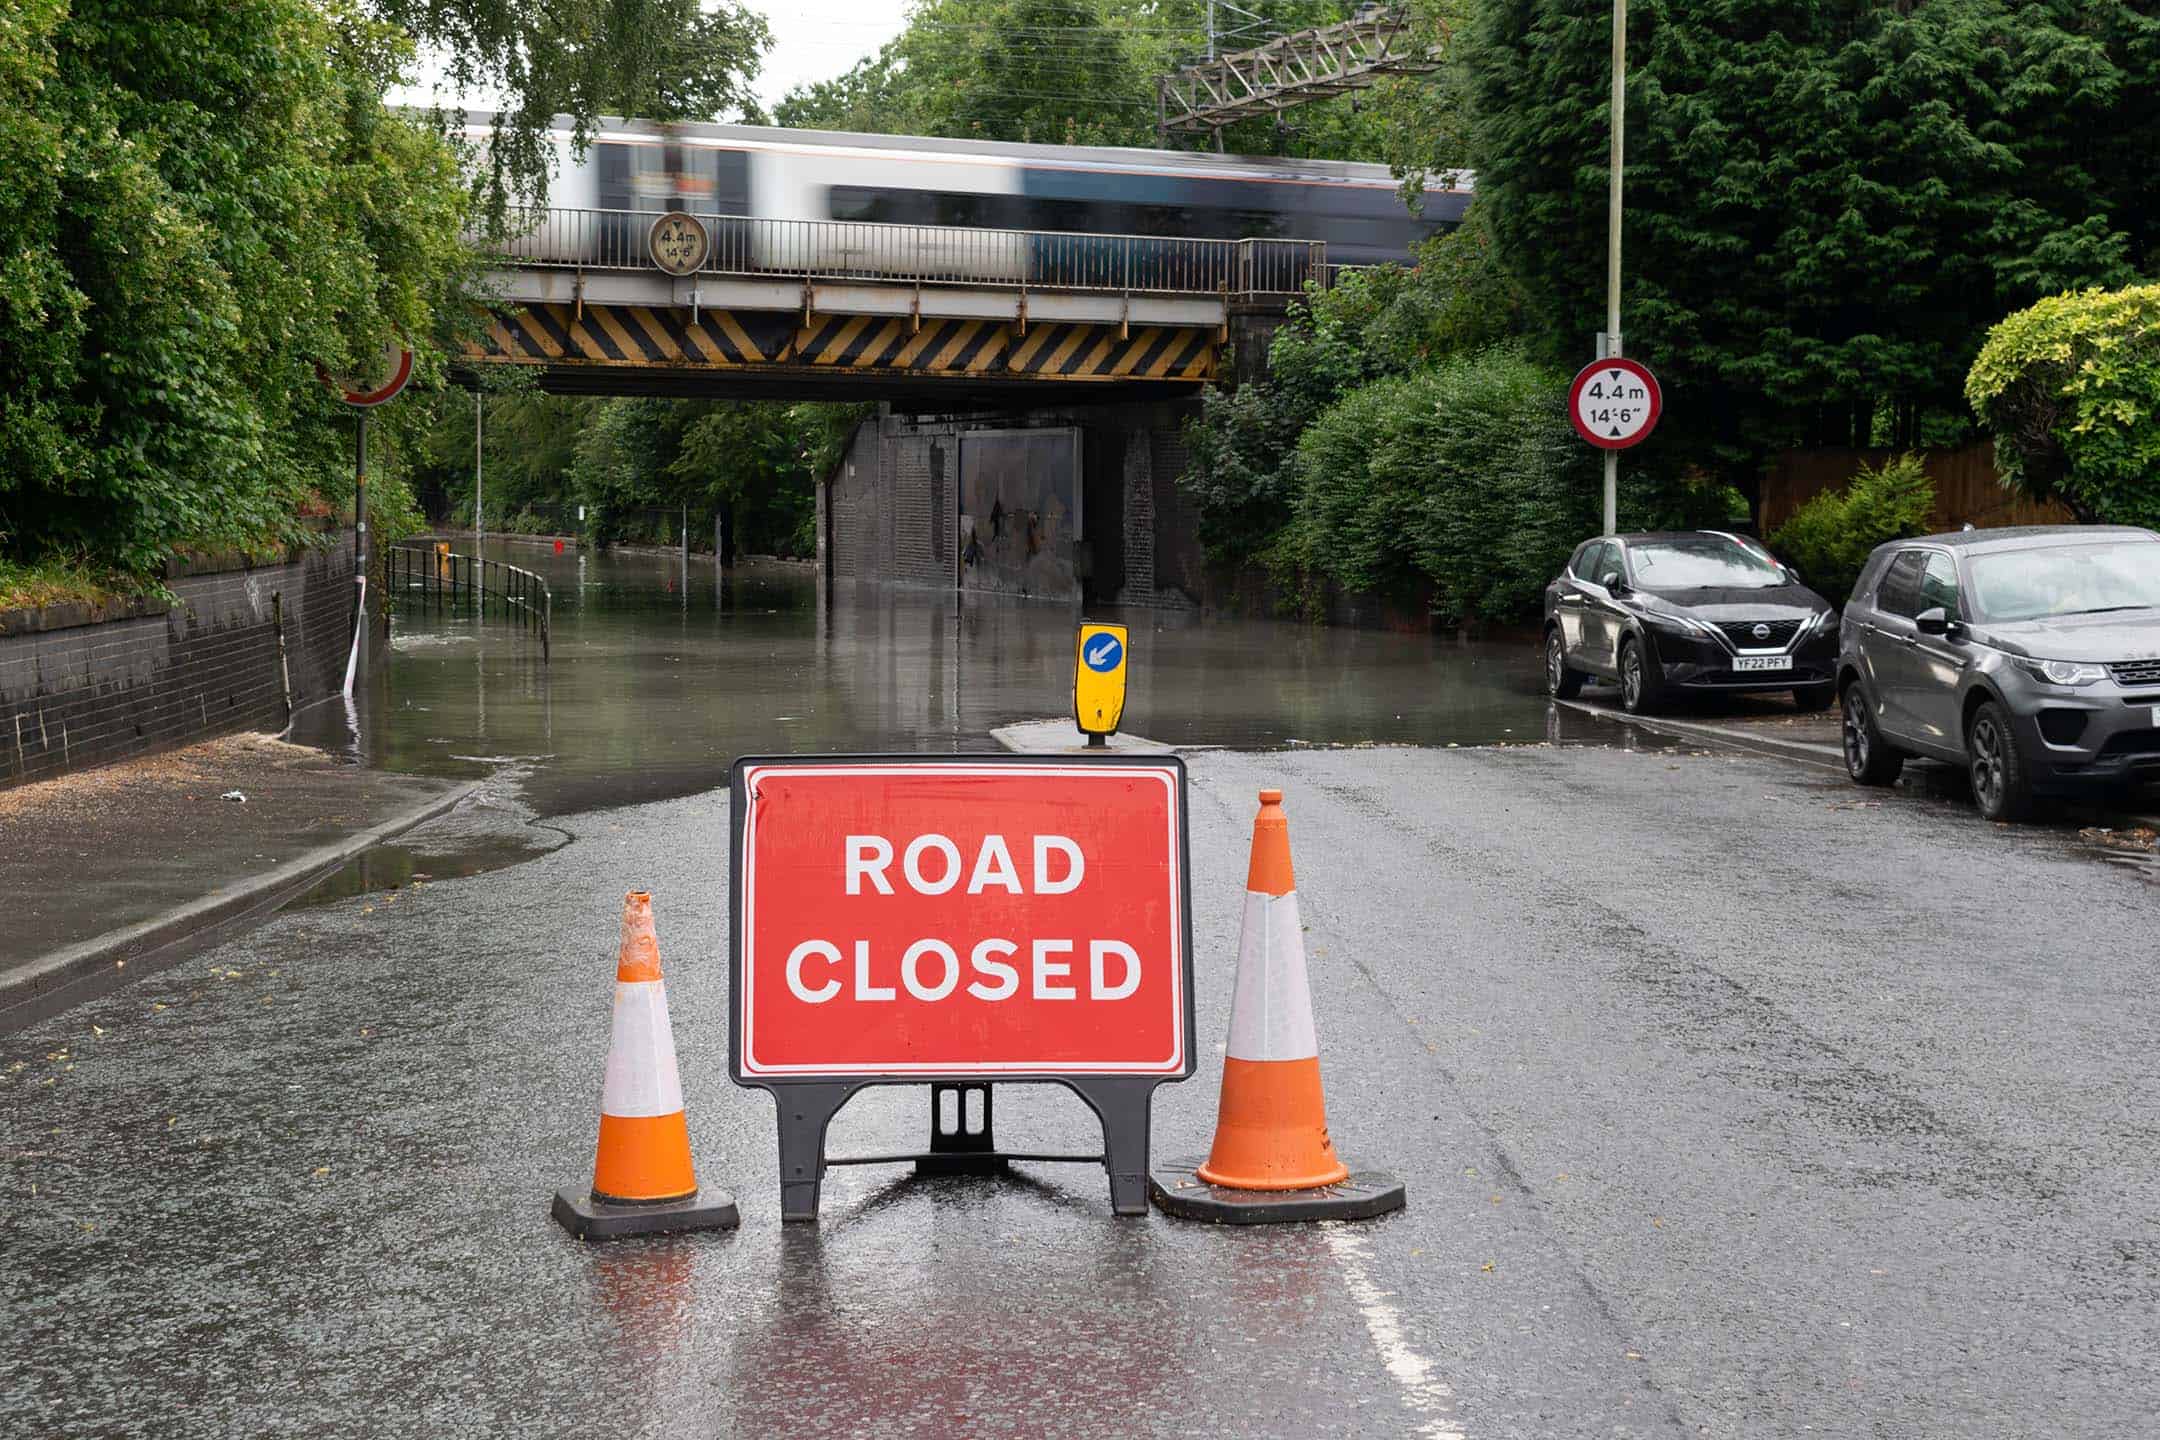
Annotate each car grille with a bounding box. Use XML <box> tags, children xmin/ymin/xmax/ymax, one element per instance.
<box><xmin>2108</xmin><ymin>658</ymin><xmax>2160</xmax><ymax>687</ymax></box>
<box><xmin>1716</xmin><ymin>618</ymin><xmax>1805</xmax><ymax>651</ymax></box>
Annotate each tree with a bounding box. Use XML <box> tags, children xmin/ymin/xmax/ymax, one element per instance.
<box><xmin>1180</xmin><ymin>213</ymin><xmax>1522</xmax><ymax>564</ymax></box>
<box><xmin>1966</xmin><ymin>284</ymin><xmax>2160</xmax><ymax>527</ymax></box>
<box><xmin>373</xmin><ymin>0</ymin><xmax>770</xmax><ymax>209</ymax></box>
<box><xmin>1460</xmin><ymin>1</ymin><xmax>2160</xmax><ymax>473</ymax></box>
<box><xmin>0</xmin><ymin>0</ymin><xmax>471</xmax><ymax>573</ymax></box>
<box><xmin>775</xmin><ymin>0</ymin><xmax>1419</xmax><ymax>159</ymax></box>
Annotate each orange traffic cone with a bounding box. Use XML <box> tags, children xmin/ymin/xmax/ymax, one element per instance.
<box><xmin>1150</xmin><ymin>790</ymin><xmax>1405</xmax><ymax>1223</ymax></box>
<box><xmin>552</xmin><ymin>890</ymin><xmax>738</xmax><ymax>1240</ymax></box>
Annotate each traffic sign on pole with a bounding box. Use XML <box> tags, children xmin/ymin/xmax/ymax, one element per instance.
<box><xmin>315</xmin><ymin>338</ymin><xmax>413</xmax><ymax>697</ymax></box>
<box><xmin>730</xmin><ymin>754</ymin><xmax>1194</xmax><ymax>1220</ymax></box>
<box><xmin>1568</xmin><ymin>356</ymin><xmax>1661</xmax><ymax>450</ymax></box>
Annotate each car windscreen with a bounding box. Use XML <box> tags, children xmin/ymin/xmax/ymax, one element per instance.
<box><xmin>1965</xmin><ymin>541</ymin><xmax>2160</xmax><ymax>623</ymax></box>
<box><xmin>1626</xmin><ymin>537</ymin><xmax>1784</xmax><ymax>590</ymax></box>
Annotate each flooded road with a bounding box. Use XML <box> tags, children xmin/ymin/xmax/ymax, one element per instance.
<box><xmin>301</xmin><ymin>538</ymin><xmax>1568</xmax><ymax>818</ymax></box>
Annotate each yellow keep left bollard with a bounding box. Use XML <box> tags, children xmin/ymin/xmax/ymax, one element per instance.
<box><xmin>1073</xmin><ymin>622</ymin><xmax>1128</xmax><ymax>748</ymax></box>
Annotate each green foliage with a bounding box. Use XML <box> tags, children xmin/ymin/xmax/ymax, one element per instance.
<box><xmin>1180</xmin><ymin>210</ymin><xmax>1521</xmax><ymax>564</ymax></box>
<box><xmin>1290</xmin><ymin>346</ymin><xmax>1728</xmax><ymax>622</ymax></box>
<box><xmin>0</xmin><ymin>0</ymin><xmax>472</xmax><ymax>576</ymax></box>
<box><xmin>1965</xmin><ymin>284</ymin><xmax>2160</xmax><ymax>527</ymax></box>
<box><xmin>775</xmin><ymin>0</ymin><xmax>1434</xmax><ymax>161</ymax></box>
<box><xmin>1767</xmin><ymin>454</ymin><xmax>1936</xmax><ymax>605</ymax></box>
<box><xmin>419</xmin><ymin>394</ymin><xmax>867</xmax><ymax>559</ymax></box>
<box><xmin>0</xmin><ymin>555</ymin><xmax>136</xmax><ymax>613</ymax></box>
<box><xmin>1461</xmin><ymin>0</ymin><xmax>2160</xmax><ymax>465</ymax></box>
<box><xmin>375</xmin><ymin>0</ymin><xmax>770</xmax><ymax>210</ymax></box>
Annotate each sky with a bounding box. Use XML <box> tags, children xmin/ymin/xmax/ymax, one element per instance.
<box><xmin>391</xmin><ymin>2</ymin><xmax>911</xmax><ymax>116</ymax></box>
<box><xmin>750</xmin><ymin>0</ymin><xmax>912</xmax><ymax>111</ymax></box>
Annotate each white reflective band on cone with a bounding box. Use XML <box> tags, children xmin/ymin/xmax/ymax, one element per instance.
<box><xmin>1223</xmin><ymin>889</ymin><xmax>1319</xmax><ymax>1062</ymax></box>
<box><xmin>601</xmin><ymin>979</ymin><xmax>686</xmax><ymax>1117</ymax></box>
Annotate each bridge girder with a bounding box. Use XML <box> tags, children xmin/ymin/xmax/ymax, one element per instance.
<box><xmin>462</xmin><ymin>302</ymin><xmax>1223</xmax><ymax>402</ymax></box>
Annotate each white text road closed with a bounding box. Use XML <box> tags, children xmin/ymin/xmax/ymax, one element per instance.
<box><xmin>1569</xmin><ymin>356</ymin><xmax>1663</xmax><ymax>450</ymax></box>
<box><xmin>732</xmin><ymin>760</ymin><xmax>1191</xmax><ymax>1077</ymax></box>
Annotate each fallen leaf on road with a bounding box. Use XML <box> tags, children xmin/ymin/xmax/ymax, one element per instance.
<box><xmin>2079</xmin><ymin>826</ymin><xmax>2157</xmax><ymax>851</ymax></box>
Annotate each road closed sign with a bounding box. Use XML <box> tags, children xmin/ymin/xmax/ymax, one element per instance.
<box><xmin>729</xmin><ymin>756</ymin><xmax>1194</xmax><ymax>1081</ymax></box>
<box><xmin>1569</xmin><ymin>356</ymin><xmax>1662</xmax><ymax>450</ymax></box>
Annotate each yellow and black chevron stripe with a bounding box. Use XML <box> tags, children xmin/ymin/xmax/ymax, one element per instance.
<box><xmin>468</xmin><ymin>303</ymin><xmax>1217</xmax><ymax>382</ymax></box>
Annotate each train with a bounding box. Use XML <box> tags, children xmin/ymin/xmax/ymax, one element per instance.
<box><xmin>463</xmin><ymin>115</ymin><xmax>1470</xmax><ymax>287</ymax></box>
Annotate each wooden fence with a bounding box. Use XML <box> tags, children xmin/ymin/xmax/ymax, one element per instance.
<box><xmin>1759</xmin><ymin>442</ymin><xmax>2076</xmax><ymax>536</ymax></box>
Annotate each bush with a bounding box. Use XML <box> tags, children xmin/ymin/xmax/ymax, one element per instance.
<box><xmin>1179</xmin><ymin>207</ymin><xmax>1524</xmax><ymax>567</ymax></box>
<box><xmin>1767</xmin><ymin>454</ymin><xmax>1935</xmax><ymax>605</ymax></box>
<box><xmin>1291</xmin><ymin>346</ymin><xmax>1733</xmax><ymax>622</ymax></box>
<box><xmin>1966</xmin><ymin>284</ymin><xmax>2160</xmax><ymax>526</ymax></box>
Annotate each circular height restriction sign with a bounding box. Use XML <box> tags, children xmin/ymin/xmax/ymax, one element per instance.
<box><xmin>1569</xmin><ymin>356</ymin><xmax>1662</xmax><ymax>449</ymax></box>
<box><xmin>648</xmin><ymin>211</ymin><xmax>709</xmax><ymax>276</ymax></box>
<box><xmin>316</xmin><ymin>340</ymin><xmax>414</xmax><ymax>408</ymax></box>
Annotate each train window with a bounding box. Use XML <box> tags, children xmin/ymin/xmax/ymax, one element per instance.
<box><xmin>596</xmin><ymin>141</ymin><xmax>750</xmax><ymax>215</ymax></box>
<box><xmin>829</xmin><ymin>186</ymin><xmax>1033</xmax><ymax>230</ymax></box>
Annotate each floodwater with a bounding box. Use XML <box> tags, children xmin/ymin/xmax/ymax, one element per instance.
<box><xmin>296</xmin><ymin>537</ymin><xmax>1585</xmax><ymax>820</ymax></box>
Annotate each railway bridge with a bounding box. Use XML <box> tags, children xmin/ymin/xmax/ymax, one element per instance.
<box><xmin>464</xmin><ymin>209</ymin><xmax>1325</xmax><ymax>402</ymax></box>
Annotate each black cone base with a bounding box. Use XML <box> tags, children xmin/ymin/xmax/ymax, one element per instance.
<box><xmin>552</xmin><ymin>1186</ymin><xmax>740</xmax><ymax>1240</ymax></box>
<box><xmin>1147</xmin><ymin>1156</ymin><xmax>1406</xmax><ymax>1224</ymax></box>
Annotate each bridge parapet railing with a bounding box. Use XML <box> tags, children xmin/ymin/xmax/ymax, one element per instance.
<box><xmin>484</xmin><ymin>208</ymin><xmax>1326</xmax><ymax>300</ymax></box>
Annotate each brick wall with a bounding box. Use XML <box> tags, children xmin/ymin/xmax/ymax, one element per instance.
<box><xmin>0</xmin><ymin>536</ymin><xmax>357</xmax><ymax>789</ymax></box>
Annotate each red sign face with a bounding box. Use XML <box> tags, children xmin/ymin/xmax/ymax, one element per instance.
<box><xmin>733</xmin><ymin>760</ymin><xmax>1190</xmax><ymax>1079</ymax></box>
<box><xmin>1568</xmin><ymin>356</ymin><xmax>1662</xmax><ymax>449</ymax></box>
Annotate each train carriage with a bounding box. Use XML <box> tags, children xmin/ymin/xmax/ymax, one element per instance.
<box><xmin>472</xmin><ymin>114</ymin><xmax>1470</xmax><ymax>289</ymax></box>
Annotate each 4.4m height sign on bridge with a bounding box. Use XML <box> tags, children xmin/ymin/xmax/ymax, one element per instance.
<box><xmin>730</xmin><ymin>757</ymin><xmax>1192</xmax><ymax>1079</ymax></box>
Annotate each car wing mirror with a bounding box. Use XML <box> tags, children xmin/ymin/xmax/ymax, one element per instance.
<box><xmin>1915</xmin><ymin>606</ymin><xmax>1955</xmax><ymax>637</ymax></box>
<box><xmin>1600</xmin><ymin>571</ymin><xmax>1628</xmax><ymax>595</ymax></box>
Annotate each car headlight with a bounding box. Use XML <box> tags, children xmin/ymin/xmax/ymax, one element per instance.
<box><xmin>2022</xmin><ymin>659</ymin><xmax>2107</xmax><ymax>686</ymax></box>
<box><xmin>1638</xmin><ymin>608</ymin><xmax>1713</xmax><ymax>638</ymax></box>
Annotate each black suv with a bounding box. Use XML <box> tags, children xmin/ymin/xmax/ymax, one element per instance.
<box><xmin>1837</xmin><ymin>526</ymin><xmax>2160</xmax><ymax>820</ymax></box>
<box><xmin>1544</xmin><ymin>531</ymin><xmax>1838</xmax><ymax>713</ymax></box>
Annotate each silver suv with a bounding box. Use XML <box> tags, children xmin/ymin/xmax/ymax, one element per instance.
<box><xmin>1837</xmin><ymin>526</ymin><xmax>2160</xmax><ymax>820</ymax></box>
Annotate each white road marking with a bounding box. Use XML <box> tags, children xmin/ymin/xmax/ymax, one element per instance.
<box><xmin>1324</xmin><ymin>1226</ymin><xmax>1468</xmax><ymax>1440</ymax></box>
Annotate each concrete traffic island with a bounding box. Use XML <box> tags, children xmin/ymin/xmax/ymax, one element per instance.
<box><xmin>990</xmin><ymin>718</ymin><xmax>1175</xmax><ymax>754</ymax></box>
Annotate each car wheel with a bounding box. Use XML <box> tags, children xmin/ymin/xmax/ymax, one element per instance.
<box><xmin>1791</xmin><ymin>684</ymin><xmax>1834</xmax><ymax>712</ymax></box>
<box><xmin>1546</xmin><ymin>628</ymin><xmax>1585</xmax><ymax>699</ymax></box>
<box><xmin>1619</xmin><ymin>637</ymin><xmax>1663</xmax><ymax>714</ymax></box>
<box><xmin>1967</xmin><ymin>699</ymin><xmax>2035</xmax><ymax>823</ymax></box>
<box><xmin>1841</xmin><ymin>683</ymin><xmax>1903</xmax><ymax>787</ymax></box>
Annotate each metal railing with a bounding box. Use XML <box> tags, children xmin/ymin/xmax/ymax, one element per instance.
<box><xmin>387</xmin><ymin>543</ymin><xmax>551</xmax><ymax>662</ymax></box>
<box><xmin>483</xmin><ymin>208</ymin><xmax>1328</xmax><ymax>298</ymax></box>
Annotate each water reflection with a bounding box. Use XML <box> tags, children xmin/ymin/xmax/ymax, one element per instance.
<box><xmin>304</xmin><ymin>539</ymin><xmax>1557</xmax><ymax>817</ymax></box>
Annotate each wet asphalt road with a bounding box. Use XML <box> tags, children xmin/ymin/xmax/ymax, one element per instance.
<box><xmin>5</xmin><ymin>742</ymin><xmax>2158</xmax><ymax>1438</ymax></box>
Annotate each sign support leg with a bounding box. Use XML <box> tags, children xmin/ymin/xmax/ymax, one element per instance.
<box><xmin>1069</xmin><ymin>1077</ymin><xmax>1159</xmax><ymax>1217</ymax></box>
<box><xmin>916</xmin><ymin>1083</ymin><xmax>1005</xmax><ymax>1177</ymax></box>
<box><xmin>775</xmin><ymin>1082</ymin><xmax>857</xmax><ymax>1223</ymax></box>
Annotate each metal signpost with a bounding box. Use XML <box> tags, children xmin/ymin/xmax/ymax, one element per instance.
<box><xmin>317</xmin><ymin>342</ymin><xmax>414</xmax><ymax>697</ymax></box>
<box><xmin>1600</xmin><ymin>0</ymin><xmax>1629</xmax><ymax>534</ymax></box>
<box><xmin>729</xmin><ymin>755</ymin><xmax>1195</xmax><ymax>1220</ymax></box>
<box><xmin>1073</xmin><ymin>621</ymin><xmax>1129</xmax><ymax>746</ymax></box>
